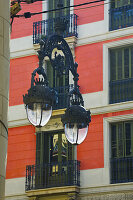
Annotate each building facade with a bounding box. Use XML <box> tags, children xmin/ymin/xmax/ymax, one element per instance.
<box><xmin>0</xmin><ymin>0</ymin><xmax>10</xmax><ymax>199</ymax></box>
<box><xmin>6</xmin><ymin>0</ymin><xmax>133</xmax><ymax>199</ymax></box>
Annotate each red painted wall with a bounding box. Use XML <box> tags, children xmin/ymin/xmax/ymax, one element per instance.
<box><xmin>6</xmin><ymin>126</ymin><xmax>36</xmax><ymax>179</ymax></box>
<box><xmin>9</xmin><ymin>55</ymin><xmax>39</xmax><ymax>106</ymax></box>
<box><xmin>74</xmin><ymin>0</ymin><xmax>104</xmax><ymax>25</ymax></box>
<box><xmin>78</xmin><ymin>114</ymin><xmax>104</xmax><ymax>170</ymax></box>
<box><xmin>75</xmin><ymin>42</ymin><xmax>103</xmax><ymax>94</ymax></box>
<box><xmin>11</xmin><ymin>2</ymin><xmax>42</xmax><ymax>39</ymax></box>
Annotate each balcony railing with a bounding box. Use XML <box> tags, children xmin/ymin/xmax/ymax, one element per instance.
<box><xmin>110</xmin><ymin>157</ymin><xmax>133</xmax><ymax>184</ymax></box>
<box><xmin>52</xmin><ymin>84</ymin><xmax>73</xmax><ymax>110</ymax></box>
<box><xmin>109</xmin><ymin>78</ymin><xmax>133</xmax><ymax>104</ymax></box>
<box><xmin>109</xmin><ymin>4</ymin><xmax>133</xmax><ymax>31</ymax></box>
<box><xmin>25</xmin><ymin>160</ymin><xmax>80</xmax><ymax>191</ymax></box>
<box><xmin>33</xmin><ymin>14</ymin><xmax>78</xmax><ymax>44</ymax></box>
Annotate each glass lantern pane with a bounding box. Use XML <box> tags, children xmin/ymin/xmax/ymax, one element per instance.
<box><xmin>78</xmin><ymin>126</ymin><xmax>88</xmax><ymax>144</ymax></box>
<box><xmin>64</xmin><ymin>123</ymin><xmax>88</xmax><ymax>145</ymax></box>
<box><xmin>26</xmin><ymin>103</ymin><xmax>41</xmax><ymax>126</ymax></box>
<box><xmin>26</xmin><ymin>103</ymin><xmax>52</xmax><ymax>127</ymax></box>
<box><xmin>65</xmin><ymin>123</ymin><xmax>78</xmax><ymax>144</ymax></box>
<box><xmin>40</xmin><ymin>104</ymin><xmax>52</xmax><ymax>126</ymax></box>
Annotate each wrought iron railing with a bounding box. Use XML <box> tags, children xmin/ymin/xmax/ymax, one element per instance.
<box><xmin>109</xmin><ymin>4</ymin><xmax>133</xmax><ymax>31</ymax></box>
<box><xmin>109</xmin><ymin>78</ymin><xmax>133</xmax><ymax>104</ymax></box>
<box><xmin>25</xmin><ymin>160</ymin><xmax>80</xmax><ymax>191</ymax></box>
<box><xmin>52</xmin><ymin>84</ymin><xmax>74</xmax><ymax>110</ymax></box>
<box><xmin>110</xmin><ymin>157</ymin><xmax>133</xmax><ymax>184</ymax></box>
<box><xmin>33</xmin><ymin>14</ymin><xmax>78</xmax><ymax>44</ymax></box>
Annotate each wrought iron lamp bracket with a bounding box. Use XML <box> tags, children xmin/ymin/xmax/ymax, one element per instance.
<box><xmin>38</xmin><ymin>34</ymin><xmax>84</xmax><ymax>106</ymax></box>
<box><xmin>31</xmin><ymin>67</ymin><xmax>48</xmax><ymax>88</ymax></box>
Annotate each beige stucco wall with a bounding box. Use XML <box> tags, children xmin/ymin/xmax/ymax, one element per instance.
<box><xmin>0</xmin><ymin>0</ymin><xmax>10</xmax><ymax>199</ymax></box>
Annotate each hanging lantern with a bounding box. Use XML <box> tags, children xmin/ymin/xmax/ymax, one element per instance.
<box><xmin>61</xmin><ymin>105</ymin><xmax>91</xmax><ymax>145</ymax></box>
<box><xmin>23</xmin><ymin>78</ymin><xmax>55</xmax><ymax>127</ymax></box>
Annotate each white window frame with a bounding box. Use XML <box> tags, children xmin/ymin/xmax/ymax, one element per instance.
<box><xmin>102</xmin><ymin>38</ymin><xmax>133</xmax><ymax>184</ymax></box>
<box><xmin>104</xmin><ymin>113</ymin><xmax>133</xmax><ymax>184</ymax></box>
<box><xmin>103</xmin><ymin>38</ymin><xmax>133</xmax><ymax>105</ymax></box>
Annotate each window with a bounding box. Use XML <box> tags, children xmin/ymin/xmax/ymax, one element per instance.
<box><xmin>36</xmin><ymin>131</ymin><xmax>73</xmax><ymax>166</ymax></box>
<box><xmin>35</xmin><ymin>131</ymin><xmax>74</xmax><ymax>188</ymax></box>
<box><xmin>33</xmin><ymin>0</ymin><xmax>78</xmax><ymax>44</ymax></box>
<box><xmin>109</xmin><ymin>0</ymin><xmax>133</xmax><ymax>30</ymax></box>
<box><xmin>25</xmin><ymin>130</ymin><xmax>80</xmax><ymax>190</ymax></box>
<box><xmin>47</xmin><ymin>0</ymin><xmax>70</xmax><ymax>35</ymax></box>
<box><xmin>109</xmin><ymin>46</ymin><xmax>133</xmax><ymax>103</ymax></box>
<box><xmin>111</xmin><ymin>0</ymin><xmax>131</xmax><ymax>8</ymax></box>
<box><xmin>48</xmin><ymin>0</ymin><xmax>70</xmax><ymax>19</ymax></box>
<box><xmin>110</xmin><ymin>121</ymin><xmax>133</xmax><ymax>183</ymax></box>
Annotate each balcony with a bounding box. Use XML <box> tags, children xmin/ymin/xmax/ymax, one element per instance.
<box><xmin>109</xmin><ymin>78</ymin><xmax>133</xmax><ymax>104</ymax></box>
<box><xmin>25</xmin><ymin>160</ymin><xmax>80</xmax><ymax>191</ymax></box>
<box><xmin>33</xmin><ymin>14</ymin><xmax>78</xmax><ymax>44</ymax></box>
<box><xmin>110</xmin><ymin>157</ymin><xmax>133</xmax><ymax>184</ymax></box>
<box><xmin>109</xmin><ymin>4</ymin><xmax>133</xmax><ymax>31</ymax></box>
<box><xmin>52</xmin><ymin>84</ymin><xmax>73</xmax><ymax>110</ymax></box>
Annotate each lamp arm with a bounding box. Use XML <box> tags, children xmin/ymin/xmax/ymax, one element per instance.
<box><xmin>36</xmin><ymin>34</ymin><xmax>84</xmax><ymax>106</ymax></box>
<box><xmin>31</xmin><ymin>67</ymin><xmax>48</xmax><ymax>88</ymax></box>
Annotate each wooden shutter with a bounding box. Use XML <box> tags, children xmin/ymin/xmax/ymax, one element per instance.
<box><xmin>110</xmin><ymin>50</ymin><xmax>116</xmax><ymax>81</ymax></box>
<box><xmin>48</xmin><ymin>0</ymin><xmax>70</xmax><ymax>18</ymax></box>
<box><xmin>124</xmin><ymin>48</ymin><xmax>129</xmax><ymax>78</ymax></box>
<box><xmin>111</xmin><ymin>121</ymin><xmax>133</xmax><ymax>158</ymax></box>
<box><xmin>36</xmin><ymin>132</ymin><xmax>50</xmax><ymax>165</ymax></box>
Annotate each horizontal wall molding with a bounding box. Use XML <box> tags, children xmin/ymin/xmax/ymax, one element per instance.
<box><xmin>80</xmin><ymin>168</ymin><xmax>110</xmax><ymax>188</ymax></box>
<box><xmin>10</xmin><ymin>35</ymin><xmax>77</xmax><ymax>59</ymax></box>
<box><xmin>77</xmin><ymin>25</ymin><xmax>133</xmax><ymax>47</ymax></box>
<box><xmin>5</xmin><ymin>177</ymin><xmax>26</xmax><ymax>197</ymax></box>
<box><xmin>8</xmin><ymin>100</ymin><xmax>133</xmax><ymax>128</ymax></box>
<box><xmin>80</xmin><ymin>181</ymin><xmax>133</xmax><ymax>195</ymax></box>
<box><xmin>10</xmin><ymin>22</ymin><xmax>133</xmax><ymax>60</ymax></box>
<box><xmin>91</xmin><ymin>101</ymin><xmax>133</xmax><ymax>115</ymax></box>
<box><xmin>8</xmin><ymin>104</ymin><xmax>29</xmax><ymax>128</ymax></box>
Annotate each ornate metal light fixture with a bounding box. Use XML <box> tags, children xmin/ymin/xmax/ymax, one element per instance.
<box><xmin>23</xmin><ymin>52</ymin><xmax>56</xmax><ymax>127</ymax></box>
<box><xmin>61</xmin><ymin>63</ymin><xmax>91</xmax><ymax>145</ymax></box>
<box><xmin>23</xmin><ymin>0</ymin><xmax>91</xmax><ymax>143</ymax></box>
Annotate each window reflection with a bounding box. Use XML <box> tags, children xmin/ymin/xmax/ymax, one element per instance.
<box><xmin>49</xmin><ymin>132</ymin><xmax>68</xmax><ymax>173</ymax></box>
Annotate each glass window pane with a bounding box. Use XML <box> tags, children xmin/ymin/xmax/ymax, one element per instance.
<box><xmin>61</xmin><ymin>134</ymin><xmax>67</xmax><ymax>162</ymax></box>
<box><xmin>131</xmin><ymin>48</ymin><xmax>133</xmax><ymax>77</ymax></box>
<box><xmin>118</xmin><ymin>123</ymin><xmax>124</xmax><ymax>157</ymax></box>
<box><xmin>111</xmin><ymin>124</ymin><xmax>117</xmax><ymax>158</ymax></box>
<box><xmin>124</xmin><ymin>48</ymin><xmax>129</xmax><ymax>78</ymax></box>
<box><xmin>115</xmin><ymin>0</ymin><xmax>130</xmax><ymax>7</ymax></box>
<box><xmin>110</xmin><ymin>50</ymin><xmax>116</xmax><ymax>81</ymax></box>
<box><xmin>117</xmin><ymin>50</ymin><xmax>122</xmax><ymax>80</ymax></box>
<box><xmin>50</xmin><ymin>134</ymin><xmax>58</xmax><ymax>163</ymax></box>
<box><xmin>125</xmin><ymin>123</ymin><xmax>131</xmax><ymax>156</ymax></box>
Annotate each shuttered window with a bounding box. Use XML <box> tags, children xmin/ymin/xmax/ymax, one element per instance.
<box><xmin>110</xmin><ymin>46</ymin><xmax>133</xmax><ymax>81</ymax></box>
<box><xmin>48</xmin><ymin>0</ymin><xmax>70</xmax><ymax>19</ymax></box>
<box><xmin>111</xmin><ymin>0</ymin><xmax>131</xmax><ymax>8</ymax></box>
<box><xmin>110</xmin><ymin>0</ymin><xmax>133</xmax><ymax>31</ymax></box>
<box><xmin>110</xmin><ymin>121</ymin><xmax>133</xmax><ymax>183</ymax></box>
<box><xmin>109</xmin><ymin>46</ymin><xmax>133</xmax><ymax>104</ymax></box>
<box><xmin>111</xmin><ymin>122</ymin><xmax>133</xmax><ymax>158</ymax></box>
<box><xmin>47</xmin><ymin>0</ymin><xmax>70</xmax><ymax>35</ymax></box>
